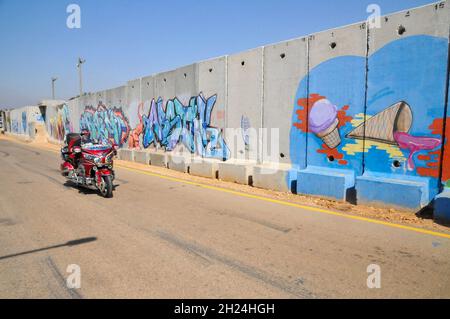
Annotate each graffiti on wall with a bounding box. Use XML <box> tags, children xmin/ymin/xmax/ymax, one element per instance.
<box><xmin>21</xmin><ymin>112</ymin><xmax>27</xmax><ymax>134</ymax></box>
<box><xmin>11</xmin><ymin>119</ymin><xmax>19</xmax><ymax>134</ymax></box>
<box><xmin>128</xmin><ymin>103</ymin><xmax>144</xmax><ymax>149</ymax></box>
<box><xmin>428</xmin><ymin>116</ymin><xmax>450</xmax><ymax>187</ymax></box>
<box><xmin>134</xmin><ymin>93</ymin><xmax>230</xmax><ymax>160</ymax></box>
<box><xmin>346</xmin><ymin>101</ymin><xmax>441</xmax><ymax>171</ymax></box>
<box><xmin>241</xmin><ymin>115</ymin><xmax>251</xmax><ymax>150</ymax></box>
<box><xmin>290</xmin><ymin>35</ymin><xmax>447</xmax><ymax>186</ymax></box>
<box><xmin>49</xmin><ymin>104</ymin><xmax>72</xmax><ymax>141</ymax></box>
<box><xmin>80</xmin><ymin>102</ymin><xmax>130</xmax><ymax>147</ymax></box>
<box><xmin>294</xmin><ymin>93</ymin><xmax>354</xmax><ymax>166</ymax></box>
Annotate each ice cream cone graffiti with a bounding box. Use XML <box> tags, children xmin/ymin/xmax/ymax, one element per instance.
<box><xmin>346</xmin><ymin>101</ymin><xmax>441</xmax><ymax>171</ymax></box>
<box><xmin>347</xmin><ymin>101</ymin><xmax>412</xmax><ymax>144</ymax></box>
<box><xmin>309</xmin><ymin>99</ymin><xmax>342</xmax><ymax>149</ymax></box>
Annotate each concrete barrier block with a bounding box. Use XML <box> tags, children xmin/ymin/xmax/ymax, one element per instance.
<box><xmin>218</xmin><ymin>161</ymin><xmax>254</xmax><ymax>185</ymax></box>
<box><xmin>134</xmin><ymin>150</ymin><xmax>150</xmax><ymax>165</ymax></box>
<box><xmin>434</xmin><ymin>190</ymin><xmax>450</xmax><ymax>225</ymax></box>
<box><xmin>252</xmin><ymin>164</ymin><xmax>295</xmax><ymax>193</ymax></box>
<box><xmin>118</xmin><ymin>149</ymin><xmax>134</xmax><ymax>162</ymax></box>
<box><xmin>167</xmin><ymin>154</ymin><xmax>192</xmax><ymax>173</ymax></box>
<box><xmin>356</xmin><ymin>172</ymin><xmax>431</xmax><ymax>211</ymax></box>
<box><xmin>297</xmin><ymin>166</ymin><xmax>355</xmax><ymax>202</ymax></box>
<box><xmin>189</xmin><ymin>158</ymin><xmax>219</xmax><ymax>179</ymax></box>
<box><xmin>149</xmin><ymin>151</ymin><xmax>167</xmax><ymax>168</ymax></box>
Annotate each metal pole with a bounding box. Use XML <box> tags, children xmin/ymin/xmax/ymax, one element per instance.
<box><xmin>79</xmin><ymin>62</ymin><xmax>82</xmax><ymax>96</ymax></box>
<box><xmin>77</xmin><ymin>58</ymin><xmax>85</xmax><ymax>97</ymax></box>
<box><xmin>51</xmin><ymin>77</ymin><xmax>57</xmax><ymax>100</ymax></box>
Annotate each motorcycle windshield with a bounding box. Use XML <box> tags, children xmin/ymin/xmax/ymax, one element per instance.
<box><xmin>82</xmin><ymin>144</ymin><xmax>111</xmax><ymax>152</ymax></box>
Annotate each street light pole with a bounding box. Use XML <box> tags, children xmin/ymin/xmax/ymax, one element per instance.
<box><xmin>77</xmin><ymin>57</ymin><xmax>86</xmax><ymax>97</ymax></box>
<box><xmin>51</xmin><ymin>77</ymin><xmax>58</xmax><ymax>100</ymax></box>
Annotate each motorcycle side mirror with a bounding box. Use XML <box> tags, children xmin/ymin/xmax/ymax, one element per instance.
<box><xmin>73</xmin><ymin>146</ymin><xmax>82</xmax><ymax>154</ymax></box>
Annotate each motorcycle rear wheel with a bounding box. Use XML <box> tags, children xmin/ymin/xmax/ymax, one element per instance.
<box><xmin>100</xmin><ymin>175</ymin><xmax>113</xmax><ymax>198</ymax></box>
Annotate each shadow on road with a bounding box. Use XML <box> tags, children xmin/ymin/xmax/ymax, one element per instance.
<box><xmin>63</xmin><ymin>181</ymin><xmax>121</xmax><ymax>197</ymax></box>
<box><xmin>0</xmin><ymin>237</ymin><xmax>97</xmax><ymax>261</ymax></box>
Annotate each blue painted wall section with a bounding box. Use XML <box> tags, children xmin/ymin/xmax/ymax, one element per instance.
<box><xmin>293</xmin><ymin>55</ymin><xmax>367</xmax><ymax>201</ymax></box>
<box><xmin>290</xmin><ymin>35</ymin><xmax>449</xmax><ymax>209</ymax></box>
<box><xmin>357</xmin><ymin>35</ymin><xmax>449</xmax><ymax>209</ymax></box>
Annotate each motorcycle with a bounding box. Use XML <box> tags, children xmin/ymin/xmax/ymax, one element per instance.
<box><xmin>60</xmin><ymin>133</ymin><xmax>118</xmax><ymax>198</ymax></box>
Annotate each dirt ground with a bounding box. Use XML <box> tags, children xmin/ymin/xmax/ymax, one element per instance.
<box><xmin>1</xmin><ymin>132</ymin><xmax>449</xmax><ymax>234</ymax></box>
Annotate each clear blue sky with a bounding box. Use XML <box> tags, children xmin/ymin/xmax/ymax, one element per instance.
<box><xmin>0</xmin><ymin>0</ymin><xmax>437</xmax><ymax>109</ymax></box>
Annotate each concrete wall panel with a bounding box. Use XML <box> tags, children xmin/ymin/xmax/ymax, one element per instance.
<box><xmin>154</xmin><ymin>70</ymin><xmax>176</xmax><ymax>102</ymax></box>
<box><xmin>105</xmin><ymin>85</ymin><xmax>127</xmax><ymax>108</ymax></box>
<box><xmin>141</xmin><ymin>75</ymin><xmax>155</xmax><ymax>103</ymax></box>
<box><xmin>175</xmin><ymin>64</ymin><xmax>198</xmax><ymax>102</ymax></box>
<box><xmin>361</xmin><ymin>2</ymin><xmax>450</xmax><ymax>205</ymax></box>
<box><xmin>126</xmin><ymin>78</ymin><xmax>142</xmax><ymax>149</ymax></box>
<box><xmin>264</xmin><ymin>37</ymin><xmax>308</xmax><ymax>165</ymax></box>
<box><xmin>227</xmin><ymin>47</ymin><xmax>264</xmax><ymax>161</ymax></box>
<box><xmin>305</xmin><ymin>22</ymin><xmax>368</xmax><ymax>175</ymax></box>
<box><xmin>197</xmin><ymin>57</ymin><xmax>227</xmax><ymax>130</ymax></box>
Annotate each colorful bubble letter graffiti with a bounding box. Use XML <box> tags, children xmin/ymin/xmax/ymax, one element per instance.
<box><xmin>141</xmin><ymin>93</ymin><xmax>230</xmax><ymax>160</ymax></box>
<box><xmin>80</xmin><ymin>102</ymin><xmax>130</xmax><ymax>147</ymax></box>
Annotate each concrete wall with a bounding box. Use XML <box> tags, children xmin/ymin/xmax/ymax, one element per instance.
<box><xmin>9</xmin><ymin>1</ymin><xmax>450</xmax><ymax>213</ymax></box>
<box><xmin>8</xmin><ymin>105</ymin><xmax>42</xmax><ymax>137</ymax></box>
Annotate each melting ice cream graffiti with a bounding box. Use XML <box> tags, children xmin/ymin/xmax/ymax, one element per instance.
<box><xmin>346</xmin><ymin>101</ymin><xmax>441</xmax><ymax>171</ymax></box>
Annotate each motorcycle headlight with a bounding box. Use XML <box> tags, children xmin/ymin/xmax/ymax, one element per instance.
<box><xmin>94</xmin><ymin>157</ymin><xmax>101</xmax><ymax>165</ymax></box>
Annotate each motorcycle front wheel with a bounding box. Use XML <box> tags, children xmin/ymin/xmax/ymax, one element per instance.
<box><xmin>99</xmin><ymin>175</ymin><xmax>113</xmax><ymax>198</ymax></box>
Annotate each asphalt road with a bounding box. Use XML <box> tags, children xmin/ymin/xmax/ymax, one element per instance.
<box><xmin>0</xmin><ymin>138</ymin><xmax>449</xmax><ymax>298</ymax></box>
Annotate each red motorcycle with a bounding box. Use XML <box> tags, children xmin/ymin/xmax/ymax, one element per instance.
<box><xmin>60</xmin><ymin>132</ymin><xmax>118</xmax><ymax>198</ymax></box>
